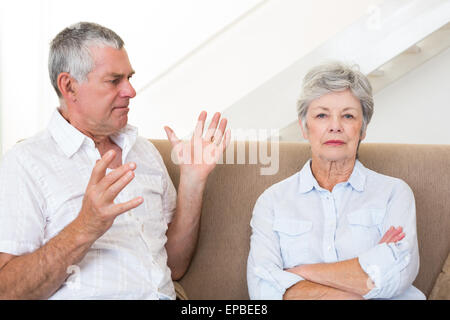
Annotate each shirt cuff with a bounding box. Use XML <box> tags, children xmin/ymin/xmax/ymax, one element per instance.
<box><xmin>253</xmin><ymin>266</ymin><xmax>304</xmax><ymax>299</ymax></box>
<box><xmin>269</xmin><ymin>268</ymin><xmax>305</xmax><ymax>291</ymax></box>
<box><xmin>358</xmin><ymin>241</ymin><xmax>411</xmax><ymax>299</ymax></box>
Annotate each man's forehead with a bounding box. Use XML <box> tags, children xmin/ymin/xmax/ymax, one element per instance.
<box><xmin>89</xmin><ymin>46</ymin><xmax>134</xmax><ymax>75</ymax></box>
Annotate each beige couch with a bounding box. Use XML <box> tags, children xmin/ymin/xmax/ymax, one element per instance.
<box><xmin>152</xmin><ymin>140</ymin><xmax>450</xmax><ymax>299</ymax></box>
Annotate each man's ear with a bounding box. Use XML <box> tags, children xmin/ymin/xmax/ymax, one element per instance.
<box><xmin>299</xmin><ymin>118</ymin><xmax>309</xmax><ymax>140</ymax></box>
<box><xmin>57</xmin><ymin>72</ymin><xmax>77</xmax><ymax>102</ymax></box>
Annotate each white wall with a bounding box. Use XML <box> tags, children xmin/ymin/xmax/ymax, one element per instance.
<box><xmin>366</xmin><ymin>46</ymin><xmax>450</xmax><ymax>144</ymax></box>
<box><xmin>0</xmin><ymin>0</ymin><xmax>260</xmax><ymax>154</ymax></box>
<box><xmin>131</xmin><ymin>0</ymin><xmax>383</xmax><ymax>139</ymax></box>
<box><xmin>2</xmin><ymin>0</ymin><xmax>446</xmax><ymax>153</ymax></box>
<box><xmin>221</xmin><ymin>0</ymin><xmax>449</xmax><ymax>138</ymax></box>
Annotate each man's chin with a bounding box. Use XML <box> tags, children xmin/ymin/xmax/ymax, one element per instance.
<box><xmin>113</xmin><ymin>114</ymin><xmax>129</xmax><ymax>131</ymax></box>
<box><xmin>119</xmin><ymin>117</ymin><xmax>128</xmax><ymax>128</ymax></box>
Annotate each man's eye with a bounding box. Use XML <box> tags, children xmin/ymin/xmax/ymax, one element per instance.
<box><xmin>110</xmin><ymin>79</ymin><xmax>120</xmax><ymax>85</ymax></box>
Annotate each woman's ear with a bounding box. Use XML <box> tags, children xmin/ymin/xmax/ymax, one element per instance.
<box><xmin>57</xmin><ymin>72</ymin><xmax>77</xmax><ymax>102</ymax></box>
<box><xmin>299</xmin><ymin>118</ymin><xmax>308</xmax><ymax>140</ymax></box>
<box><xmin>360</xmin><ymin>129</ymin><xmax>366</xmax><ymax>141</ymax></box>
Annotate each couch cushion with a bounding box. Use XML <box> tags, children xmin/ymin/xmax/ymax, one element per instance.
<box><xmin>428</xmin><ymin>252</ymin><xmax>450</xmax><ymax>300</ymax></box>
<box><xmin>151</xmin><ymin>140</ymin><xmax>450</xmax><ymax>299</ymax></box>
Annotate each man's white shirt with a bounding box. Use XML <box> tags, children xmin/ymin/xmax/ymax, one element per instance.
<box><xmin>0</xmin><ymin>109</ymin><xmax>177</xmax><ymax>299</ymax></box>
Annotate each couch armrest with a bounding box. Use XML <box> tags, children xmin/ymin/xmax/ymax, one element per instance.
<box><xmin>174</xmin><ymin>281</ymin><xmax>189</xmax><ymax>300</ymax></box>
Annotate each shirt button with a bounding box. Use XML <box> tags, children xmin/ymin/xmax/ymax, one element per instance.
<box><xmin>327</xmin><ymin>246</ymin><xmax>332</xmax><ymax>251</ymax></box>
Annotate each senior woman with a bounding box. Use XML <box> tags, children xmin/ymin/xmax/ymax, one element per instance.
<box><xmin>247</xmin><ymin>62</ymin><xmax>425</xmax><ymax>300</ymax></box>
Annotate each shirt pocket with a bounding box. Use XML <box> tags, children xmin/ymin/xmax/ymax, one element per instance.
<box><xmin>347</xmin><ymin>208</ymin><xmax>385</xmax><ymax>252</ymax></box>
<box><xmin>126</xmin><ymin>173</ymin><xmax>164</xmax><ymax>224</ymax></box>
<box><xmin>273</xmin><ymin>218</ymin><xmax>313</xmax><ymax>268</ymax></box>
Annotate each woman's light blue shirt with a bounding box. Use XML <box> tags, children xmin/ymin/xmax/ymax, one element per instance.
<box><xmin>247</xmin><ymin>159</ymin><xmax>425</xmax><ymax>300</ymax></box>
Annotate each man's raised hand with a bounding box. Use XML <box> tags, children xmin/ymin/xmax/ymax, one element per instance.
<box><xmin>76</xmin><ymin>150</ymin><xmax>143</xmax><ymax>240</ymax></box>
<box><xmin>164</xmin><ymin>111</ymin><xmax>231</xmax><ymax>183</ymax></box>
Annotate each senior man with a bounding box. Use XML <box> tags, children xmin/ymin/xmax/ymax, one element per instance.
<box><xmin>0</xmin><ymin>22</ymin><xmax>230</xmax><ymax>299</ymax></box>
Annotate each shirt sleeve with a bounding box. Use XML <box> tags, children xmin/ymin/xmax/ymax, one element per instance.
<box><xmin>247</xmin><ymin>192</ymin><xmax>304</xmax><ymax>300</ymax></box>
<box><xmin>146</xmin><ymin>141</ymin><xmax>177</xmax><ymax>224</ymax></box>
<box><xmin>0</xmin><ymin>147</ymin><xmax>46</xmax><ymax>255</ymax></box>
<box><xmin>358</xmin><ymin>180</ymin><xmax>420</xmax><ymax>299</ymax></box>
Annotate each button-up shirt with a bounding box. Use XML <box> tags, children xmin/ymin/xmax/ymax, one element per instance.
<box><xmin>0</xmin><ymin>109</ymin><xmax>177</xmax><ymax>299</ymax></box>
<box><xmin>247</xmin><ymin>159</ymin><xmax>425</xmax><ymax>300</ymax></box>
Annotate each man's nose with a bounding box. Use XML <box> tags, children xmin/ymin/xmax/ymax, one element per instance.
<box><xmin>120</xmin><ymin>80</ymin><xmax>136</xmax><ymax>98</ymax></box>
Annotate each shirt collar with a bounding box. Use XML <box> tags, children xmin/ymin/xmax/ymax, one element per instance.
<box><xmin>347</xmin><ymin>159</ymin><xmax>366</xmax><ymax>192</ymax></box>
<box><xmin>48</xmin><ymin>108</ymin><xmax>138</xmax><ymax>158</ymax></box>
<box><xmin>110</xmin><ymin>123</ymin><xmax>138</xmax><ymax>160</ymax></box>
<box><xmin>298</xmin><ymin>159</ymin><xmax>366</xmax><ymax>193</ymax></box>
<box><xmin>298</xmin><ymin>160</ymin><xmax>318</xmax><ymax>193</ymax></box>
<box><xmin>48</xmin><ymin>109</ymin><xmax>87</xmax><ymax>158</ymax></box>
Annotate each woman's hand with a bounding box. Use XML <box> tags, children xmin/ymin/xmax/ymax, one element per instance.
<box><xmin>378</xmin><ymin>226</ymin><xmax>405</xmax><ymax>244</ymax></box>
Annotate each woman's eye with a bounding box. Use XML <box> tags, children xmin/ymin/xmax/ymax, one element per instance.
<box><xmin>316</xmin><ymin>113</ymin><xmax>326</xmax><ymax>118</ymax></box>
<box><xmin>344</xmin><ymin>114</ymin><xmax>354</xmax><ymax>119</ymax></box>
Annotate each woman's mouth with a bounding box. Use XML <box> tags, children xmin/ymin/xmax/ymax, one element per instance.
<box><xmin>324</xmin><ymin>140</ymin><xmax>345</xmax><ymax>146</ymax></box>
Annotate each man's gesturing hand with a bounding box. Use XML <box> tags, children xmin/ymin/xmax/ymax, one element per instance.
<box><xmin>164</xmin><ymin>111</ymin><xmax>231</xmax><ymax>184</ymax></box>
<box><xmin>76</xmin><ymin>150</ymin><xmax>143</xmax><ymax>240</ymax></box>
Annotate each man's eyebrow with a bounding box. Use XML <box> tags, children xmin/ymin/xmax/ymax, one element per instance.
<box><xmin>108</xmin><ymin>70</ymin><xmax>136</xmax><ymax>78</ymax></box>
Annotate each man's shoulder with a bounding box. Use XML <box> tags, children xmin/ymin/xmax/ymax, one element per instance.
<box><xmin>131</xmin><ymin>136</ymin><xmax>169</xmax><ymax>172</ymax></box>
<box><xmin>133</xmin><ymin>136</ymin><xmax>163</xmax><ymax>159</ymax></box>
<box><xmin>1</xmin><ymin>130</ymin><xmax>53</xmax><ymax>166</ymax></box>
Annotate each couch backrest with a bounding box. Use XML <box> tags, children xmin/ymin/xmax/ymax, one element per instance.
<box><xmin>151</xmin><ymin>140</ymin><xmax>450</xmax><ymax>299</ymax></box>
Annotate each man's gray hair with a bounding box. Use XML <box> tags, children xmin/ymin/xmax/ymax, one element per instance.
<box><xmin>49</xmin><ymin>22</ymin><xmax>124</xmax><ymax>98</ymax></box>
<box><xmin>296</xmin><ymin>62</ymin><xmax>374</xmax><ymax>134</ymax></box>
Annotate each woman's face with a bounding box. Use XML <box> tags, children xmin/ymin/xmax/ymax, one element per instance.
<box><xmin>300</xmin><ymin>89</ymin><xmax>366</xmax><ymax>163</ymax></box>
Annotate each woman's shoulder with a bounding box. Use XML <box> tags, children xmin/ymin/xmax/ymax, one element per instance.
<box><xmin>257</xmin><ymin>171</ymin><xmax>301</xmax><ymax>202</ymax></box>
<box><xmin>360</xmin><ymin>162</ymin><xmax>414</xmax><ymax>197</ymax></box>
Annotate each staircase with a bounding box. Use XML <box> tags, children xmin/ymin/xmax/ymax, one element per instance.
<box><xmin>130</xmin><ymin>0</ymin><xmax>450</xmax><ymax>141</ymax></box>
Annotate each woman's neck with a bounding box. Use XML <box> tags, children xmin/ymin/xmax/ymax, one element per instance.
<box><xmin>310</xmin><ymin>156</ymin><xmax>356</xmax><ymax>192</ymax></box>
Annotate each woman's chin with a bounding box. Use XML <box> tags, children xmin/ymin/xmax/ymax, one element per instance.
<box><xmin>319</xmin><ymin>150</ymin><xmax>356</xmax><ymax>163</ymax></box>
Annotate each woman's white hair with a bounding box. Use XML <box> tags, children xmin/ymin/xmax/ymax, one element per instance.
<box><xmin>48</xmin><ymin>22</ymin><xmax>124</xmax><ymax>98</ymax></box>
<box><xmin>296</xmin><ymin>61</ymin><xmax>374</xmax><ymax>135</ymax></box>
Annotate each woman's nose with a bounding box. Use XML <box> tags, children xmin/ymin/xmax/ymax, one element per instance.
<box><xmin>328</xmin><ymin>116</ymin><xmax>343</xmax><ymax>133</ymax></box>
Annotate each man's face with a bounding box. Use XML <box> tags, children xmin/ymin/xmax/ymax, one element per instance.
<box><xmin>72</xmin><ymin>46</ymin><xmax>136</xmax><ymax>136</ymax></box>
